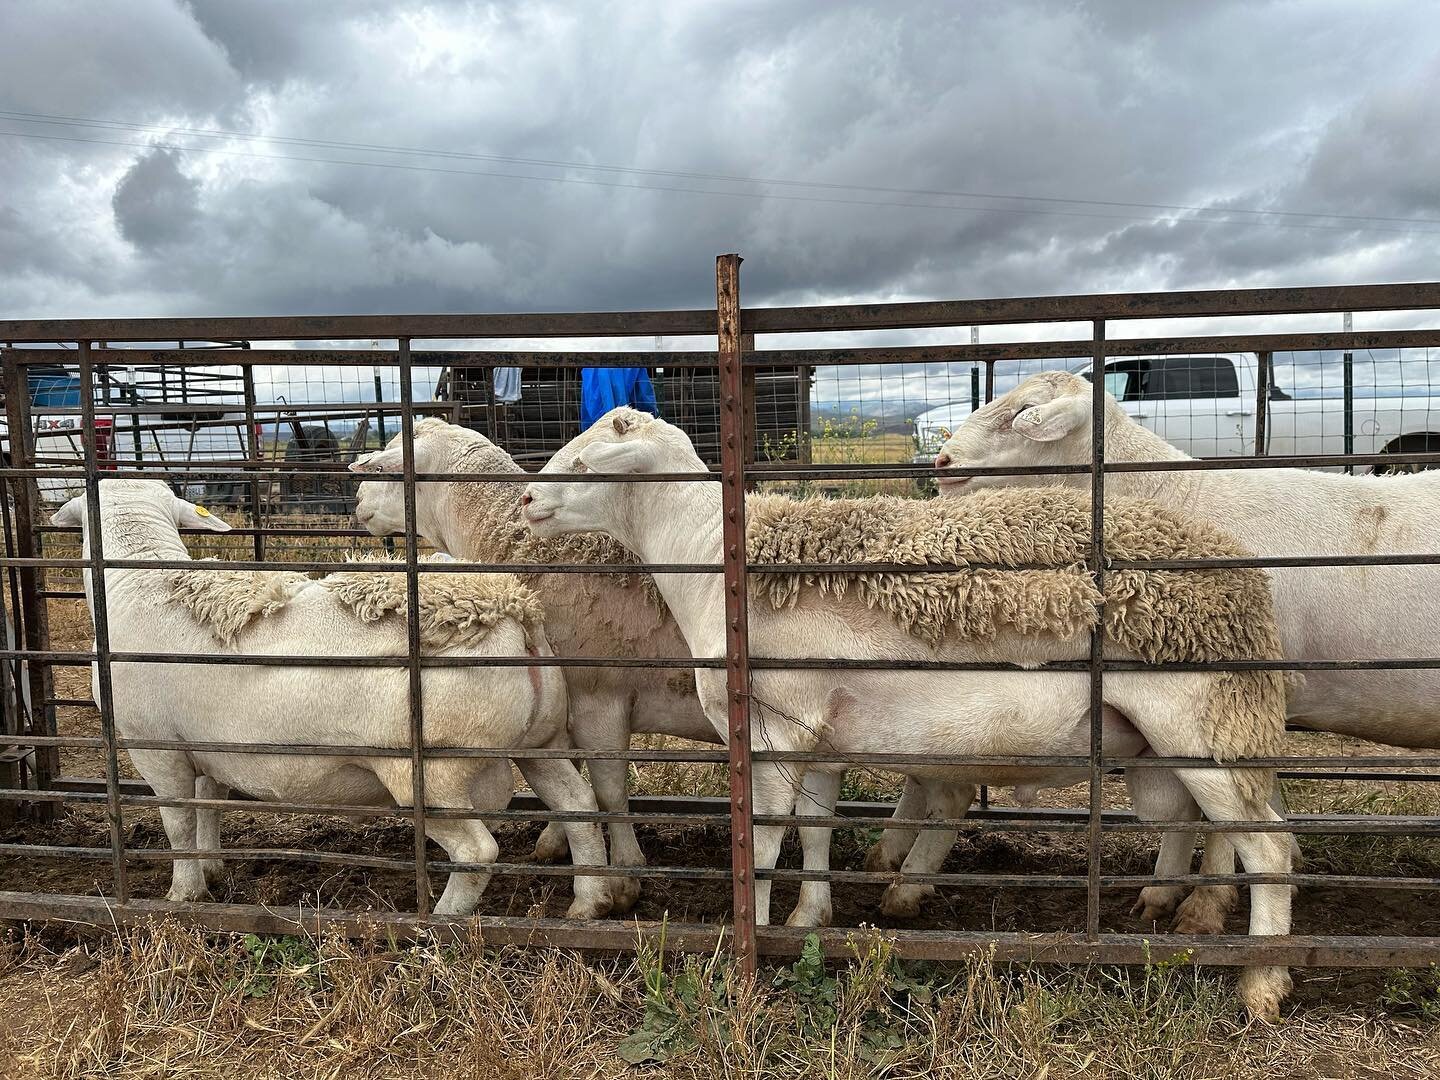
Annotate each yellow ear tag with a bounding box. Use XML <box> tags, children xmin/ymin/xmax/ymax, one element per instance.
<box><xmin>194</xmin><ymin>506</ymin><xmax>211</xmax><ymax>517</ymax></box>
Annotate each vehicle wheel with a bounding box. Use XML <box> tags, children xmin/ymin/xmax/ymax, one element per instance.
<box><xmin>1374</xmin><ymin>433</ymin><xmax>1440</xmax><ymax>474</ymax></box>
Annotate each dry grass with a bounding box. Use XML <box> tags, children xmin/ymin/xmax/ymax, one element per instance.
<box><xmin>20</xmin><ymin>497</ymin><xmax>1440</xmax><ymax>1076</ymax></box>
<box><xmin>2</xmin><ymin>923</ymin><xmax>1439</xmax><ymax>1080</ymax></box>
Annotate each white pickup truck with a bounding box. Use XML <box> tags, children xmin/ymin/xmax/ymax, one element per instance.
<box><xmin>912</xmin><ymin>353</ymin><xmax>1440</xmax><ymax>470</ymax></box>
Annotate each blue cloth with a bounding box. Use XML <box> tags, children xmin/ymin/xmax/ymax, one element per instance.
<box><xmin>492</xmin><ymin>366</ymin><xmax>522</xmax><ymax>403</ymax></box>
<box><xmin>580</xmin><ymin>367</ymin><xmax>659</xmax><ymax>429</ymax></box>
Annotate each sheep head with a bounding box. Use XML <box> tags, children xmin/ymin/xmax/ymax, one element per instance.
<box><xmin>350</xmin><ymin>417</ymin><xmax>458</xmax><ymax>537</ymax></box>
<box><xmin>51</xmin><ymin>479</ymin><xmax>234</xmax><ymax>535</ymax></box>
<box><xmin>934</xmin><ymin>370</ymin><xmax>1097</xmax><ymax>496</ymax></box>
<box><xmin>521</xmin><ymin>408</ymin><xmax>700</xmax><ymax>540</ymax></box>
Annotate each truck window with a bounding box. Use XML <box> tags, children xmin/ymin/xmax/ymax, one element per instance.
<box><xmin>1081</xmin><ymin>364</ymin><xmax>1137</xmax><ymax>400</ymax></box>
<box><xmin>1141</xmin><ymin>357</ymin><xmax>1239</xmax><ymax>399</ymax></box>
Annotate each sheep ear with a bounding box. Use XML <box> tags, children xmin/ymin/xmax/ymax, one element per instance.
<box><xmin>577</xmin><ymin>439</ymin><xmax>661</xmax><ymax>474</ymax></box>
<box><xmin>350</xmin><ymin>445</ymin><xmax>404</xmax><ymax>474</ymax></box>
<box><xmin>51</xmin><ymin>495</ymin><xmax>87</xmax><ymax>528</ymax></box>
<box><xmin>1012</xmin><ymin>396</ymin><xmax>1090</xmax><ymax>442</ymax></box>
<box><xmin>609</xmin><ymin>409</ymin><xmax>652</xmax><ymax>436</ymax></box>
<box><xmin>177</xmin><ymin>501</ymin><xmax>233</xmax><ymax>533</ymax></box>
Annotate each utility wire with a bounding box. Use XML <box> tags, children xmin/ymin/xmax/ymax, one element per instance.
<box><xmin>3</xmin><ymin>124</ymin><xmax>1440</xmax><ymax>237</ymax></box>
<box><xmin>3</xmin><ymin>107</ymin><xmax>1435</xmax><ymax>229</ymax></box>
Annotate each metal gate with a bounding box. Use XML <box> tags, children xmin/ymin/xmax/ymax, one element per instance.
<box><xmin>1</xmin><ymin>260</ymin><xmax>1438</xmax><ymax>972</ymax></box>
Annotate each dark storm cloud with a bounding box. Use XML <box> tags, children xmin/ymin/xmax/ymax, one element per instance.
<box><xmin>112</xmin><ymin>150</ymin><xmax>201</xmax><ymax>247</ymax></box>
<box><xmin>1</xmin><ymin>0</ymin><xmax>1438</xmax><ymax>325</ymax></box>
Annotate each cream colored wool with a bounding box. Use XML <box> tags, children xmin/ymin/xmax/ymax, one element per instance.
<box><xmin>164</xmin><ymin>555</ymin><xmax>544</xmax><ymax>652</ymax></box>
<box><xmin>432</xmin><ymin>421</ymin><xmax>667</xmax><ymax>609</ymax></box>
<box><xmin>162</xmin><ymin>566</ymin><xmax>309</xmax><ymax>645</ymax></box>
<box><xmin>744</xmin><ymin>487</ymin><xmax>1288</xmax><ymax>772</ymax></box>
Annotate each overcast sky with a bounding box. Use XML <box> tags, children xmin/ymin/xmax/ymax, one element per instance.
<box><xmin>2</xmin><ymin>1</ymin><xmax>1439</xmax><ymax>407</ymax></box>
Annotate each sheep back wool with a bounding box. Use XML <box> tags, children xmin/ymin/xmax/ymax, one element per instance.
<box><xmin>744</xmin><ymin>486</ymin><xmax>1289</xmax><ymax>773</ymax></box>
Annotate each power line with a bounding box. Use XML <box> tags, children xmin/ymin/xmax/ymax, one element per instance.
<box><xmin>3</xmin><ymin>124</ymin><xmax>1439</xmax><ymax>237</ymax></box>
<box><xmin>4</xmin><ymin>107</ymin><xmax>1434</xmax><ymax>230</ymax></box>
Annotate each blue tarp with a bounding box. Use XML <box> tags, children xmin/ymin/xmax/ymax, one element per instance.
<box><xmin>580</xmin><ymin>367</ymin><xmax>659</xmax><ymax>429</ymax></box>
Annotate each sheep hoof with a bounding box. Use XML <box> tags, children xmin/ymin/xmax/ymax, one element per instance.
<box><xmin>785</xmin><ymin>903</ymin><xmax>832</xmax><ymax>929</ymax></box>
<box><xmin>863</xmin><ymin>842</ymin><xmax>905</xmax><ymax>874</ymax></box>
<box><xmin>880</xmin><ymin>883</ymin><xmax>934</xmax><ymax>919</ymax></box>
<box><xmin>1131</xmin><ymin>886</ymin><xmax>1183</xmax><ymax>924</ymax></box>
<box><xmin>608</xmin><ymin>875</ymin><xmax>642</xmax><ymax>915</ymax></box>
<box><xmin>166</xmin><ymin>885</ymin><xmax>212</xmax><ymax>904</ymax></box>
<box><xmin>1171</xmin><ymin>885</ymin><xmax>1238</xmax><ymax>935</ymax></box>
<box><xmin>1238</xmin><ymin>966</ymin><xmax>1291</xmax><ymax>1023</ymax></box>
<box><xmin>532</xmin><ymin>823</ymin><xmax>570</xmax><ymax>864</ymax></box>
<box><xmin>566</xmin><ymin>894</ymin><xmax>613</xmax><ymax>921</ymax></box>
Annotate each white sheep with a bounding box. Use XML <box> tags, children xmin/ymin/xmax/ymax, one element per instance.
<box><xmin>520</xmin><ymin>408</ymin><xmax>1296</xmax><ymax>1020</ymax></box>
<box><xmin>934</xmin><ymin>369</ymin><xmax>1440</xmax><ymax>919</ymax></box>
<box><xmin>349</xmin><ymin>417</ymin><xmax>936</xmax><ymax>914</ymax></box>
<box><xmin>53</xmin><ymin>478</ymin><xmax>612</xmax><ymax>919</ymax></box>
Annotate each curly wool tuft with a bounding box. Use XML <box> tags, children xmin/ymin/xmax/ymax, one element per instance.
<box><xmin>164</xmin><ymin>555</ymin><xmax>544</xmax><ymax>652</ymax></box>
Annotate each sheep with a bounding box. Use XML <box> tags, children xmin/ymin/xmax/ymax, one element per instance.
<box><xmin>348</xmin><ymin>417</ymin><xmax>936</xmax><ymax>914</ymax></box>
<box><xmin>520</xmin><ymin>407</ymin><xmax>1297</xmax><ymax>1020</ymax></box>
<box><xmin>933</xmin><ymin>369</ymin><xmax>1440</xmax><ymax>918</ymax></box>
<box><xmin>53</xmin><ymin>478</ymin><xmax>612</xmax><ymax>919</ymax></box>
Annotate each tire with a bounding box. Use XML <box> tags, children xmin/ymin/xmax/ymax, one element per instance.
<box><xmin>1373</xmin><ymin>433</ymin><xmax>1440</xmax><ymax>474</ymax></box>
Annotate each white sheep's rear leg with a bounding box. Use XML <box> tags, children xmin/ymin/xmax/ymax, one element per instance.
<box><xmin>1172</xmin><ymin>834</ymin><xmax>1240</xmax><ymax>935</ymax></box>
<box><xmin>880</xmin><ymin>781</ymin><xmax>974</xmax><ymax>919</ymax></box>
<box><xmin>751</xmin><ymin>761</ymin><xmax>801</xmax><ymax>927</ymax></box>
<box><xmin>131</xmin><ymin>750</ymin><xmax>209</xmax><ymax>903</ymax></box>
<box><xmin>1126</xmin><ymin>768</ymin><xmax>1236</xmax><ymax>931</ymax></box>
<box><xmin>787</xmin><ymin>768</ymin><xmax>840</xmax><ymax>928</ymax></box>
<box><xmin>373</xmin><ymin>759</ymin><xmax>510</xmax><ymax>916</ymax></box>
<box><xmin>532</xmin><ymin>729</ymin><xmax>575</xmax><ymax>864</ymax></box>
<box><xmin>863</xmin><ymin>776</ymin><xmax>928</xmax><ymax>873</ymax></box>
<box><xmin>516</xmin><ymin>758</ymin><xmax>613</xmax><ymax>920</ymax></box>
<box><xmin>1176</xmin><ymin>768</ymin><xmax>1293</xmax><ymax>1022</ymax></box>
<box><xmin>195</xmin><ymin>775</ymin><xmax>228</xmax><ymax>886</ymax></box>
<box><xmin>589</xmin><ymin>756</ymin><xmax>644</xmax><ymax>914</ymax></box>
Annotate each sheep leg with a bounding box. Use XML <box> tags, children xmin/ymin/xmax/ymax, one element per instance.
<box><xmin>131</xmin><ymin>750</ymin><xmax>209</xmax><ymax>903</ymax></box>
<box><xmin>751</xmin><ymin>761</ymin><xmax>801</xmax><ymax>927</ymax></box>
<box><xmin>515</xmin><ymin>758</ymin><xmax>614</xmax><ymax>920</ymax></box>
<box><xmin>1172</xmin><ymin>834</ymin><xmax>1240</xmax><ymax>934</ymax></box>
<box><xmin>572</xmin><ymin>695</ymin><xmax>645</xmax><ymax>914</ymax></box>
<box><xmin>880</xmin><ymin>780</ymin><xmax>974</xmax><ymax>919</ymax></box>
<box><xmin>863</xmin><ymin>777</ymin><xmax>929</xmax><ymax>873</ymax></box>
<box><xmin>787</xmin><ymin>768</ymin><xmax>840</xmax><ymax>928</ymax></box>
<box><xmin>194</xmin><ymin>775</ymin><xmax>228</xmax><ymax>886</ymax></box>
<box><xmin>371</xmin><ymin>759</ymin><xmax>508</xmax><ymax>916</ymax></box>
<box><xmin>532</xmin><ymin>729</ymin><xmax>574</xmax><ymax>865</ymax></box>
<box><xmin>1174</xmin><ymin>767</ymin><xmax>1293</xmax><ymax>1022</ymax></box>
<box><xmin>1125</xmin><ymin>768</ymin><xmax>1238</xmax><ymax>929</ymax></box>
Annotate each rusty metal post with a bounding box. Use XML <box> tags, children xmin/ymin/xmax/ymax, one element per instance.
<box><xmin>797</xmin><ymin>364</ymin><xmax>812</xmax><ymax>464</ymax></box>
<box><xmin>1086</xmin><ymin>319</ymin><xmax>1107</xmax><ymax>939</ymax></box>
<box><xmin>241</xmin><ymin>359</ymin><xmax>265</xmax><ymax>559</ymax></box>
<box><xmin>398</xmin><ymin>339</ymin><xmax>431</xmax><ymax>916</ymax></box>
<box><xmin>78</xmin><ymin>341</ymin><xmax>130</xmax><ymax>903</ymax></box>
<box><xmin>1</xmin><ymin>354</ymin><xmax>58</xmax><ymax>804</ymax></box>
<box><xmin>717</xmin><ymin>254</ymin><xmax>757</xmax><ymax>975</ymax></box>
<box><xmin>1254</xmin><ymin>351</ymin><xmax>1271</xmax><ymax>457</ymax></box>
<box><xmin>741</xmin><ymin>333</ymin><xmax>757</xmax><ymax>483</ymax></box>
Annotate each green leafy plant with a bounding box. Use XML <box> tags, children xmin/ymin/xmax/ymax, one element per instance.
<box><xmin>222</xmin><ymin>933</ymin><xmax>321</xmax><ymax>999</ymax></box>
